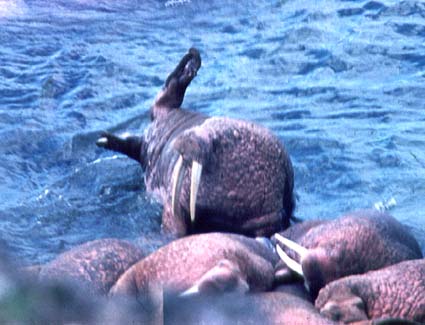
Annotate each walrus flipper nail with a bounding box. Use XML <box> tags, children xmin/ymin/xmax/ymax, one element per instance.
<box><xmin>96</xmin><ymin>137</ymin><xmax>108</xmax><ymax>147</ymax></box>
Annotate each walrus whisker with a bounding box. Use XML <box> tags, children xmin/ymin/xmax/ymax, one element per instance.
<box><xmin>274</xmin><ymin>233</ymin><xmax>309</xmax><ymax>259</ymax></box>
<box><xmin>171</xmin><ymin>155</ymin><xmax>184</xmax><ymax>218</ymax></box>
<box><xmin>276</xmin><ymin>244</ymin><xmax>304</xmax><ymax>277</ymax></box>
<box><xmin>190</xmin><ymin>161</ymin><xmax>202</xmax><ymax>224</ymax></box>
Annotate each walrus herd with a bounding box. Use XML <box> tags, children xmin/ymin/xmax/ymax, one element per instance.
<box><xmin>5</xmin><ymin>48</ymin><xmax>424</xmax><ymax>324</ymax></box>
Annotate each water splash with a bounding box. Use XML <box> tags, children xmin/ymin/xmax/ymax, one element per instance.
<box><xmin>0</xmin><ymin>0</ymin><xmax>28</xmax><ymax>18</ymax></box>
<box><xmin>165</xmin><ymin>0</ymin><xmax>191</xmax><ymax>8</ymax></box>
<box><xmin>373</xmin><ymin>197</ymin><xmax>397</xmax><ymax>212</ymax></box>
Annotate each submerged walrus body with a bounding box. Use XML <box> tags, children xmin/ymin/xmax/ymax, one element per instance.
<box><xmin>97</xmin><ymin>48</ymin><xmax>294</xmax><ymax>237</ymax></box>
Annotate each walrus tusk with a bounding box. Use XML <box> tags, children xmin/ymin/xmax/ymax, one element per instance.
<box><xmin>276</xmin><ymin>244</ymin><xmax>304</xmax><ymax>277</ymax></box>
<box><xmin>179</xmin><ymin>284</ymin><xmax>200</xmax><ymax>297</ymax></box>
<box><xmin>171</xmin><ymin>155</ymin><xmax>184</xmax><ymax>217</ymax></box>
<box><xmin>274</xmin><ymin>233</ymin><xmax>309</xmax><ymax>277</ymax></box>
<box><xmin>190</xmin><ymin>161</ymin><xmax>202</xmax><ymax>224</ymax></box>
<box><xmin>96</xmin><ymin>137</ymin><xmax>108</xmax><ymax>147</ymax></box>
<box><xmin>171</xmin><ymin>157</ymin><xmax>202</xmax><ymax>224</ymax></box>
<box><xmin>274</xmin><ymin>233</ymin><xmax>309</xmax><ymax>259</ymax></box>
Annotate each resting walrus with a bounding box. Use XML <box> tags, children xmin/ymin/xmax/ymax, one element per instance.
<box><xmin>38</xmin><ymin>239</ymin><xmax>146</xmax><ymax>295</ymax></box>
<box><xmin>272</xmin><ymin>209</ymin><xmax>422</xmax><ymax>297</ymax></box>
<box><xmin>109</xmin><ymin>232</ymin><xmax>278</xmax><ymax>298</ymax></box>
<box><xmin>96</xmin><ymin>48</ymin><xmax>294</xmax><ymax>237</ymax></box>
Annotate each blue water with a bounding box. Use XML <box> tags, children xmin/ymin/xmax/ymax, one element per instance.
<box><xmin>0</xmin><ymin>0</ymin><xmax>424</xmax><ymax>265</ymax></box>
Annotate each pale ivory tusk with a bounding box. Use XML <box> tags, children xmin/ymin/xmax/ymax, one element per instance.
<box><xmin>276</xmin><ymin>244</ymin><xmax>304</xmax><ymax>277</ymax></box>
<box><xmin>171</xmin><ymin>155</ymin><xmax>184</xmax><ymax>217</ymax></box>
<box><xmin>179</xmin><ymin>284</ymin><xmax>200</xmax><ymax>297</ymax></box>
<box><xmin>274</xmin><ymin>233</ymin><xmax>309</xmax><ymax>259</ymax></box>
<box><xmin>190</xmin><ymin>161</ymin><xmax>202</xmax><ymax>224</ymax></box>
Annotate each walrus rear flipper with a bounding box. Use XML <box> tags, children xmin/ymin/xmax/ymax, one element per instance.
<box><xmin>152</xmin><ymin>48</ymin><xmax>201</xmax><ymax>116</ymax></box>
<box><xmin>96</xmin><ymin>132</ymin><xmax>143</xmax><ymax>163</ymax></box>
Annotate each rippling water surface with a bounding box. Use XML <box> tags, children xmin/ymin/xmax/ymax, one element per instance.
<box><xmin>1</xmin><ymin>0</ymin><xmax>424</xmax><ymax>264</ymax></box>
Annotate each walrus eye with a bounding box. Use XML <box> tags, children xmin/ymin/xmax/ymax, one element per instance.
<box><xmin>274</xmin><ymin>233</ymin><xmax>309</xmax><ymax>278</ymax></box>
<box><xmin>171</xmin><ymin>155</ymin><xmax>203</xmax><ymax>224</ymax></box>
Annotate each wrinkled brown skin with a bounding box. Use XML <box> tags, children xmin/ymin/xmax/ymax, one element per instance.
<box><xmin>109</xmin><ymin>233</ymin><xmax>278</xmax><ymax>299</ymax></box>
<box><xmin>316</xmin><ymin>259</ymin><xmax>425</xmax><ymax>324</ymax></box>
<box><xmin>166</xmin><ymin>290</ymin><xmax>336</xmax><ymax>325</ymax></box>
<box><xmin>273</xmin><ymin>210</ymin><xmax>423</xmax><ymax>297</ymax></box>
<box><xmin>243</xmin><ymin>291</ymin><xmax>337</xmax><ymax>325</ymax></box>
<box><xmin>274</xmin><ymin>282</ymin><xmax>313</xmax><ymax>302</ymax></box>
<box><xmin>97</xmin><ymin>48</ymin><xmax>294</xmax><ymax>237</ymax></box>
<box><xmin>39</xmin><ymin>239</ymin><xmax>145</xmax><ymax>295</ymax></box>
<box><xmin>1</xmin><ymin>250</ymin><xmax>157</xmax><ymax>324</ymax></box>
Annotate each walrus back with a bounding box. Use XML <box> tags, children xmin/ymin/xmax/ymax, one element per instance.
<box><xmin>173</xmin><ymin>117</ymin><xmax>294</xmax><ymax>235</ymax></box>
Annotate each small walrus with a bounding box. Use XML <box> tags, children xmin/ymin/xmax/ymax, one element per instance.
<box><xmin>96</xmin><ymin>48</ymin><xmax>295</xmax><ymax>237</ymax></box>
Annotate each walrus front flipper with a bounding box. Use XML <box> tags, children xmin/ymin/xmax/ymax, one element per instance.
<box><xmin>180</xmin><ymin>259</ymin><xmax>249</xmax><ymax>297</ymax></box>
<box><xmin>153</xmin><ymin>48</ymin><xmax>201</xmax><ymax>116</ymax></box>
<box><xmin>96</xmin><ymin>132</ymin><xmax>143</xmax><ymax>162</ymax></box>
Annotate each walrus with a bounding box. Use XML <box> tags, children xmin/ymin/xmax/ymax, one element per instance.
<box><xmin>166</xmin><ymin>289</ymin><xmax>336</xmax><ymax>325</ymax></box>
<box><xmin>316</xmin><ymin>259</ymin><xmax>425</xmax><ymax>324</ymax></box>
<box><xmin>96</xmin><ymin>48</ymin><xmax>295</xmax><ymax>237</ymax></box>
<box><xmin>109</xmin><ymin>233</ymin><xmax>279</xmax><ymax>299</ymax></box>
<box><xmin>38</xmin><ymin>238</ymin><xmax>146</xmax><ymax>295</ymax></box>
<box><xmin>272</xmin><ymin>209</ymin><xmax>422</xmax><ymax>297</ymax></box>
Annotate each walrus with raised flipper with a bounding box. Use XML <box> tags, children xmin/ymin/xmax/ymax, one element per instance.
<box><xmin>96</xmin><ymin>48</ymin><xmax>295</xmax><ymax>237</ymax></box>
